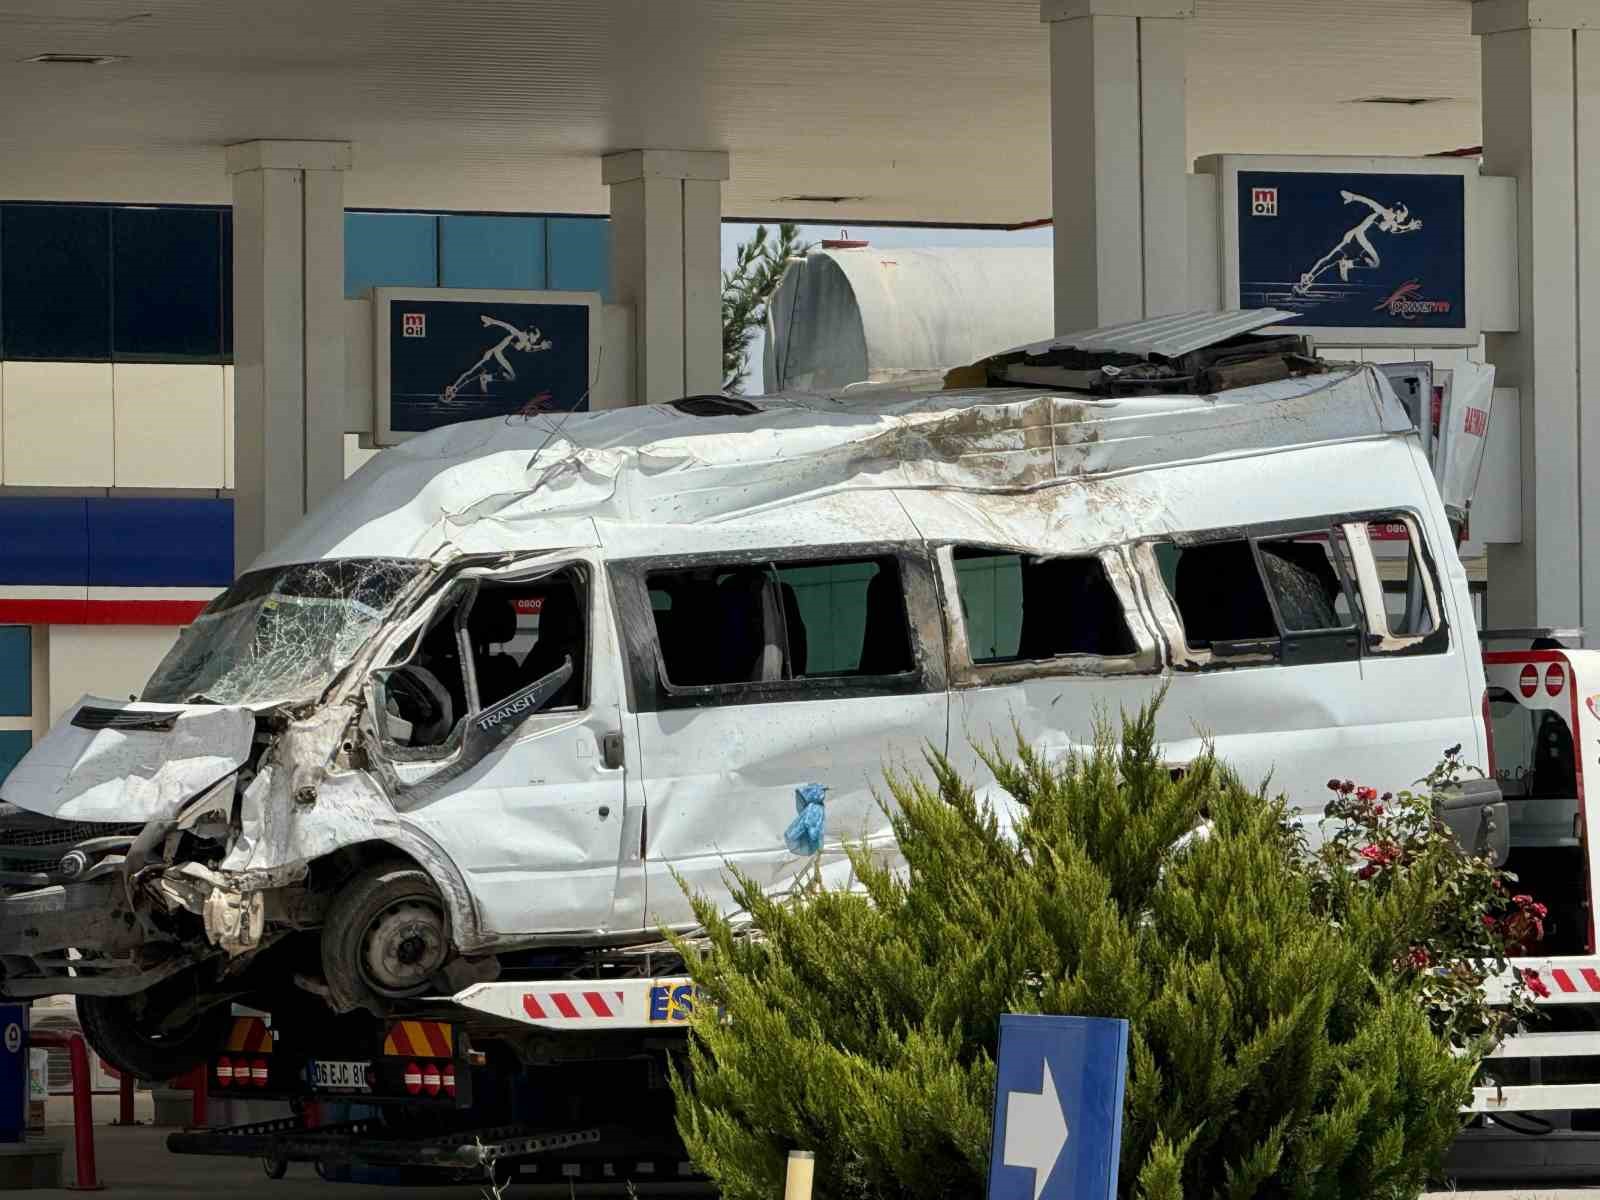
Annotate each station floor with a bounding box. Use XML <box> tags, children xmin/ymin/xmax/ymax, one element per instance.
<box><xmin>10</xmin><ymin>1097</ymin><xmax>1598</xmax><ymax>1197</ymax></box>
<box><xmin>22</xmin><ymin>1094</ymin><xmax>707</xmax><ymax>1197</ymax></box>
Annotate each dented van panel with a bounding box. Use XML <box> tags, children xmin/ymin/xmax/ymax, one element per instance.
<box><xmin>0</xmin><ymin>333</ymin><xmax>1496</xmax><ymax>1027</ymax></box>
<box><xmin>1</xmin><ymin>699</ymin><xmax>255</xmax><ymax>823</ymax></box>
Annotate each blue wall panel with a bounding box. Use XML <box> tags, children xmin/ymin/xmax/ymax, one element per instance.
<box><xmin>85</xmin><ymin>499</ymin><xmax>233</xmax><ymax>587</ymax></box>
<box><xmin>113</xmin><ymin>207</ymin><xmax>224</xmax><ymax>360</ymax></box>
<box><xmin>1</xmin><ymin>205</ymin><xmax>112</xmax><ymax>360</ymax></box>
<box><xmin>0</xmin><ymin>500</ymin><xmax>88</xmax><ymax>585</ymax></box>
<box><xmin>0</xmin><ymin>628</ymin><xmax>29</xmax><ymax>717</ymax></box>
<box><xmin>345</xmin><ymin>213</ymin><xmax>438</xmax><ymax>298</ymax></box>
<box><xmin>0</xmin><ymin>731</ymin><xmax>30</xmax><ymax>786</ymax></box>
<box><xmin>440</xmin><ymin>215</ymin><xmax>546</xmax><ymax>290</ymax></box>
<box><xmin>547</xmin><ymin>219</ymin><xmax>612</xmax><ymax>300</ymax></box>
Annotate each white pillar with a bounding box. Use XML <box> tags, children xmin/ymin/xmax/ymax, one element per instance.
<box><xmin>602</xmin><ymin>150</ymin><xmax>729</xmax><ymax>404</ymax></box>
<box><xmin>1473</xmin><ymin>1</ymin><xmax>1596</xmax><ymax>634</ymax></box>
<box><xmin>1041</xmin><ymin>0</ymin><xmax>1192</xmax><ymax>333</ymax></box>
<box><xmin>226</xmin><ymin>139</ymin><xmax>351</xmax><ymax>572</ymax></box>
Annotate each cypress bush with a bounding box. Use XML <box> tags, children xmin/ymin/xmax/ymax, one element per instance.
<box><xmin>670</xmin><ymin>698</ymin><xmax>1487</xmax><ymax>1200</ymax></box>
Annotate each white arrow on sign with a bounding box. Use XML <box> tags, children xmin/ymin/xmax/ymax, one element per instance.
<box><xmin>1004</xmin><ymin>1059</ymin><xmax>1070</xmax><ymax>1200</ymax></box>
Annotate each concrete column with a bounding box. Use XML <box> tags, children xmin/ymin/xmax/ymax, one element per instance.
<box><xmin>1041</xmin><ymin>0</ymin><xmax>1193</xmax><ymax>333</ymax></box>
<box><xmin>602</xmin><ymin>150</ymin><xmax>729</xmax><ymax>404</ymax></box>
<box><xmin>226</xmin><ymin>139</ymin><xmax>351</xmax><ymax>572</ymax></box>
<box><xmin>1473</xmin><ymin>1</ymin><xmax>1597</xmax><ymax>633</ymax></box>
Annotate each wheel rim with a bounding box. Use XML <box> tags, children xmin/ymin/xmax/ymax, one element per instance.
<box><xmin>359</xmin><ymin>896</ymin><xmax>447</xmax><ymax>996</ymax></box>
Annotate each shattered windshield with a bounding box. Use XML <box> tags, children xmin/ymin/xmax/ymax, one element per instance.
<box><xmin>142</xmin><ymin>559</ymin><xmax>426</xmax><ymax>705</ymax></box>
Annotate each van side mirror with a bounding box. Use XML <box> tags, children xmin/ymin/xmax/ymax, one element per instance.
<box><xmin>1436</xmin><ymin>777</ymin><xmax>1509</xmax><ymax>866</ymax></box>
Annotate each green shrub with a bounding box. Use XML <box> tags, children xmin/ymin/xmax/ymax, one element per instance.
<box><xmin>670</xmin><ymin>699</ymin><xmax>1489</xmax><ymax>1200</ymax></box>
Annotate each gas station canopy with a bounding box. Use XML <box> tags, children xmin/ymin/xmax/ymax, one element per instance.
<box><xmin>0</xmin><ymin>0</ymin><xmax>1480</xmax><ymax>221</ymax></box>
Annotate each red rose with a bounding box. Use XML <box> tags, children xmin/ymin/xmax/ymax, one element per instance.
<box><xmin>1523</xmin><ymin>969</ymin><xmax>1551</xmax><ymax>999</ymax></box>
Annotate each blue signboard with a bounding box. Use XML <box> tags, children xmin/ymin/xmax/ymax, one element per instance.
<box><xmin>988</xmin><ymin>1014</ymin><xmax>1128</xmax><ymax>1200</ymax></box>
<box><xmin>377</xmin><ymin>290</ymin><xmax>596</xmax><ymax>440</ymax></box>
<box><xmin>1236</xmin><ymin>169</ymin><xmax>1466</xmax><ymax>333</ymax></box>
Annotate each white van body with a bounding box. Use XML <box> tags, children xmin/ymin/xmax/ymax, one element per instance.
<box><xmin>0</xmin><ymin>321</ymin><xmax>1491</xmax><ymax>1013</ymax></box>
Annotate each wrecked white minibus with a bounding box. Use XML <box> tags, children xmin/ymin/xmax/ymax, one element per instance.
<box><xmin>0</xmin><ymin>311</ymin><xmax>1499</xmax><ymax>1079</ymax></box>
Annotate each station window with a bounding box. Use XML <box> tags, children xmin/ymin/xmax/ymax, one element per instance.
<box><xmin>0</xmin><ymin>627</ymin><xmax>30</xmax><ymax>717</ymax></box>
<box><xmin>1</xmin><ymin>204</ymin><xmax>112</xmax><ymax>360</ymax></box>
<box><xmin>440</xmin><ymin>215</ymin><xmax>546</xmax><ymax>290</ymax></box>
<box><xmin>0</xmin><ymin>733</ymin><xmax>28</xmax><ymax>788</ymax></box>
<box><xmin>953</xmin><ymin>548</ymin><xmax>1136</xmax><ymax>663</ymax></box>
<box><xmin>112</xmin><ymin>207</ymin><xmax>224</xmax><ymax>360</ymax></box>
<box><xmin>646</xmin><ymin>555</ymin><xmax>912</xmax><ymax>689</ymax></box>
<box><xmin>345</xmin><ymin>212</ymin><xmax>439</xmax><ymax>298</ymax></box>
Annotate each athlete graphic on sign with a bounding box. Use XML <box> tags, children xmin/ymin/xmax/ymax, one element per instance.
<box><xmin>1293</xmin><ymin>191</ymin><xmax>1423</xmax><ymax>296</ymax></box>
<box><xmin>441</xmin><ymin>315</ymin><xmax>554</xmax><ymax>402</ymax></box>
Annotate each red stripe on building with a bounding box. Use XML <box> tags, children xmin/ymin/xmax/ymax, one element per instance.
<box><xmin>1552</xmin><ymin>968</ymin><xmax>1578</xmax><ymax>993</ymax></box>
<box><xmin>1582</xmin><ymin>968</ymin><xmax>1600</xmax><ymax>992</ymax></box>
<box><xmin>521</xmin><ymin>994</ymin><xmax>546</xmax><ymax>1020</ymax></box>
<box><xmin>421</xmin><ymin>1022</ymin><xmax>451</xmax><ymax>1058</ymax></box>
<box><xmin>0</xmin><ymin>599</ymin><xmax>208</xmax><ymax>626</ymax></box>
<box><xmin>583</xmin><ymin>991</ymin><xmax>613</xmax><ymax>1018</ymax></box>
<box><xmin>551</xmin><ymin>993</ymin><xmax>580</xmax><ymax>1019</ymax></box>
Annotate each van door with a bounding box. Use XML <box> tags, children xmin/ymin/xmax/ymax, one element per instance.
<box><xmin>610</xmin><ymin>546</ymin><xmax>948</xmax><ymax>929</ymax></box>
<box><xmin>366</xmin><ymin>555</ymin><xmax>640</xmax><ymax>936</ymax></box>
<box><xmin>938</xmin><ymin>544</ymin><xmax>1165</xmax><ymax>792</ymax></box>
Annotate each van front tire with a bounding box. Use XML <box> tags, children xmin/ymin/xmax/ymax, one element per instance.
<box><xmin>320</xmin><ymin>863</ymin><xmax>451</xmax><ymax>1014</ymax></box>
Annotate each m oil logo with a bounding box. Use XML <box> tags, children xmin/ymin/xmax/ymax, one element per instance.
<box><xmin>1250</xmin><ymin>186</ymin><xmax>1278</xmax><ymax>217</ymax></box>
<box><xmin>402</xmin><ymin>312</ymin><xmax>427</xmax><ymax>338</ymax></box>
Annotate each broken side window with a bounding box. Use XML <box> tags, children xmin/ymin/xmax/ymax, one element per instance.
<box><xmin>646</xmin><ymin>554</ymin><xmax>913</xmax><ymax>689</ymax></box>
<box><xmin>466</xmin><ymin>570</ymin><xmax>587</xmax><ymax>711</ymax></box>
<box><xmin>1155</xmin><ymin>529</ymin><xmax>1363</xmax><ymax>665</ymax></box>
<box><xmin>1338</xmin><ymin>516</ymin><xmax>1445</xmax><ymax>653</ymax></box>
<box><xmin>1157</xmin><ymin>540</ymin><xmax>1279</xmax><ymax>651</ymax></box>
<box><xmin>953</xmin><ymin>548</ymin><xmax>1136</xmax><ymax>663</ymax></box>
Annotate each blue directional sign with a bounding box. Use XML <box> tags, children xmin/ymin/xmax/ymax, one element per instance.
<box><xmin>988</xmin><ymin>1014</ymin><xmax>1129</xmax><ymax>1200</ymax></box>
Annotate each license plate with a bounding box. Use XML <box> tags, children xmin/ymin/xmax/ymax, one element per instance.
<box><xmin>308</xmin><ymin>1059</ymin><xmax>370</xmax><ymax>1091</ymax></box>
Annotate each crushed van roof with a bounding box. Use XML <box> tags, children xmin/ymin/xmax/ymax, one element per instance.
<box><xmin>256</xmin><ymin>362</ymin><xmax>1414</xmax><ymax>571</ymax></box>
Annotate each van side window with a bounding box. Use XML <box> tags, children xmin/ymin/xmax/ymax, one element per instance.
<box><xmin>1154</xmin><ymin>530</ymin><xmax>1364</xmax><ymax>666</ymax></box>
<box><xmin>953</xmin><ymin>548</ymin><xmax>1136</xmax><ymax>662</ymax></box>
<box><xmin>376</xmin><ymin>566</ymin><xmax>589</xmax><ymax>754</ymax></box>
<box><xmin>1157</xmin><ymin>540</ymin><xmax>1278</xmax><ymax>646</ymax></box>
<box><xmin>1338</xmin><ymin>517</ymin><xmax>1444</xmax><ymax>652</ymax></box>
<box><xmin>465</xmin><ymin>570</ymin><xmax>587</xmax><ymax>710</ymax></box>
<box><xmin>646</xmin><ymin>554</ymin><xmax>913</xmax><ymax>688</ymax></box>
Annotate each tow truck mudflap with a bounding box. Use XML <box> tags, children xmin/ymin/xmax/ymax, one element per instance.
<box><xmin>202</xmin><ymin>1014</ymin><xmax>474</xmax><ymax>1108</ymax></box>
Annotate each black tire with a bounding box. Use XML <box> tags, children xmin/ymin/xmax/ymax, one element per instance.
<box><xmin>320</xmin><ymin>863</ymin><xmax>450</xmax><ymax>1013</ymax></box>
<box><xmin>262</xmin><ymin>1155</ymin><xmax>288</xmax><ymax>1180</ymax></box>
<box><xmin>76</xmin><ymin>990</ymin><xmax>232</xmax><ymax>1081</ymax></box>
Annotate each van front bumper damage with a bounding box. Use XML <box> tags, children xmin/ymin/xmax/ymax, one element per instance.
<box><xmin>0</xmin><ymin>696</ymin><xmax>481</xmax><ymax>1001</ymax></box>
<box><xmin>0</xmin><ymin>698</ymin><xmax>317</xmax><ymax>997</ymax></box>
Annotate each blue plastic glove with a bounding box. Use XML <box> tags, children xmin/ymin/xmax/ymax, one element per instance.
<box><xmin>783</xmin><ymin>782</ymin><xmax>828</xmax><ymax>856</ymax></box>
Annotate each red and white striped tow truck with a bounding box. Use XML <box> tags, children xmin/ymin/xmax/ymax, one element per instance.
<box><xmin>1449</xmin><ymin>631</ymin><xmax>1600</xmax><ymax>1182</ymax></box>
<box><xmin>166</xmin><ymin>955</ymin><xmax>705</xmax><ymax>1188</ymax></box>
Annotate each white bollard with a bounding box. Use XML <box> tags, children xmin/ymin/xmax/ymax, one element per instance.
<box><xmin>784</xmin><ymin>1149</ymin><xmax>815</xmax><ymax>1200</ymax></box>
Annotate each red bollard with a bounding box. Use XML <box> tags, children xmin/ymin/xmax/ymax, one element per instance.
<box><xmin>31</xmin><ymin>1030</ymin><xmax>102</xmax><ymax>1190</ymax></box>
<box><xmin>116</xmin><ymin>1070</ymin><xmax>134</xmax><ymax>1125</ymax></box>
<box><xmin>188</xmin><ymin>1063</ymin><xmax>208</xmax><ymax>1129</ymax></box>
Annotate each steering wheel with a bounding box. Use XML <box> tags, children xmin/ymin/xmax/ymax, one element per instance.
<box><xmin>385</xmin><ymin>665</ymin><xmax>454</xmax><ymax>746</ymax></box>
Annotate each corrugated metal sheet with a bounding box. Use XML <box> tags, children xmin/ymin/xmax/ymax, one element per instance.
<box><xmin>1005</xmin><ymin>309</ymin><xmax>1301</xmax><ymax>361</ymax></box>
